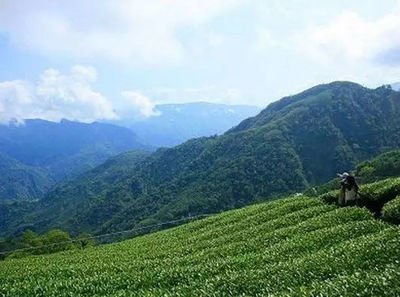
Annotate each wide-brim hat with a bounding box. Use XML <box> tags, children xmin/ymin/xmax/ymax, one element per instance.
<box><xmin>338</xmin><ymin>172</ymin><xmax>350</xmax><ymax>178</ymax></box>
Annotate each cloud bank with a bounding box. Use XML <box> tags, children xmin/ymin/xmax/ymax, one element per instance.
<box><xmin>1</xmin><ymin>1</ymin><xmax>399</xmax><ymax>108</ymax></box>
<box><xmin>120</xmin><ymin>91</ymin><xmax>161</xmax><ymax>120</ymax></box>
<box><xmin>149</xmin><ymin>86</ymin><xmax>243</xmax><ymax>105</ymax></box>
<box><xmin>299</xmin><ymin>8</ymin><xmax>400</xmax><ymax>65</ymax></box>
<box><xmin>0</xmin><ymin>66</ymin><xmax>158</xmax><ymax>124</ymax></box>
<box><xmin>0</xmin><ymin>0</ymin><xmax>241</xmax><ymax>66</ymax></box>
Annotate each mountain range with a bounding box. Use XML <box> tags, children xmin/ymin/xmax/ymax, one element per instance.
<box><xmin>0</xmin><ymin>120</ymin><xmax>147</xmax><ymax>201</ymax></box>
<box><xmin>0</xmin><ymin>103</ymin><xmax>260</xmax><ymax>202</ymax></box>
<box><xmin>1</xmin><ymin>81</ymin><xmax>400</xmax><ymax>237</ymax></box>
<box><xmin>110</xmin><ymin>102</ymin><xmax>261</xmax><ymax>147</ymax></box>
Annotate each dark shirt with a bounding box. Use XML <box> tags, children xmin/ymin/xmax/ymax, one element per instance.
<box><xmin>343</xmin><ymin>176</ymin><xmax>359</xmax><ymax>192</ymax></box>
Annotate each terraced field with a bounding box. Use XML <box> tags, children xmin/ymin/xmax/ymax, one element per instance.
<box><xmin>1</xmin><ymin>196</ymin><xmax>400</xmax><ymax>296</ymax></box>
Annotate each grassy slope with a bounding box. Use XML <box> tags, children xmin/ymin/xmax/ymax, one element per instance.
<box><xmin>1</xmin><ymin>196</ymin><xmax>399</xmax><ymax>296</ymax></box>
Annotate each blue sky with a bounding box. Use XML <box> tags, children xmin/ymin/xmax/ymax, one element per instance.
<box><xmin>1</xmin><ymin>0</ymin><xmax>400</xmax><ymax>123</ymax></box>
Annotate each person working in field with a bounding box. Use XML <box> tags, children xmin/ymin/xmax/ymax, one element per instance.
<box><xmin>337</xmin><ymin>172</ymin><xmax>359</xmax><ymax>206</ymax></box>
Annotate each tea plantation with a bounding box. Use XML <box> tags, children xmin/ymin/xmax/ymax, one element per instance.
<box><xmin>1</xmin><ymin>195</ymin><xmax>399</xmax><ymax>296</ymax></box>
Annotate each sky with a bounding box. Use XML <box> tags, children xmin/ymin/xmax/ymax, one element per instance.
<box><xmin>1</xmin><ymin>0</ymin><xmax>400</xmax><ymax>123</ymax></box>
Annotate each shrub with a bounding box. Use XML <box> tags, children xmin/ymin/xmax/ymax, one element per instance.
<box><xmin>358</xmin><ymin>178</ymin><xmax>400</xmax><ymax>214</ymax></box>
<box><xmin>318</xmin><ymin>190</ymin><xmax>339</xmax><ymax>204</ymax></box>
<box><xmin>360</xmin><ymin>178</ymin><xmax>400</xmax><ymax>203</ymax></box>
<box><xmin>317</xmin><ymin>178</ymin><xmax>400</xmax><ymax>216</ymax></box>
<box><xmin>382</xmin><ymin>196</ymin><xmax>400</xmax><ymax>224</ymax></box>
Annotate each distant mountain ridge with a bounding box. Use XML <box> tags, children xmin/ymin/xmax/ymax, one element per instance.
<box><xmin>0</xmin><ymin>119</ymin><xmax>145</xmax><ymax>170</ymax></box>
<box><xmin>115</xmin><ymin>102</ymin><xmax>261</xmax><ymax>147</ymax></box>
<box><xmin>0</xmin><ymin>119</ymin><xmax>148</xmax><ymax>201</ymax></box>
<box><xmin>0</xmin><ymin>153</ymin><xmax>53</xmax><ymax>202</ymax></box>
<box><xmin>0</xmin><ymin>103</ymin><xmax>258</xmax><ymax>202</ymax></box>
<box><xmin>391</xmin><ymin>82</ymin><xmax>400</xmax><ymax>91</ymax></box>
<box><xmin>2</xmin><ymin>81</ymin><xmax>400</xmax><ymax>236</ymax></box>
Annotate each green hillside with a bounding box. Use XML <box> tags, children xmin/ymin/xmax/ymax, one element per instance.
<box><xmin>0</xmin><ymin>119</ymin><xmax>148</xmax><ymax>182</ymax></box>
<box><xmin>35</xmin><ymin>150</ymin><xmax>151</xmax><ymax>232</ymax></box>
<box><xmin>0</xmin><ymin>119</ymin><xmax>149</xmax><ymax>203</ymax></box>
<box><xmin>1</xmin><ymin>196</ymin><xmax>399</xmax><ymax>296</ymax></box>
<box><xmin>357</xmin><ymin>150</ymin><xmax>400</xmax><ymax>183</ymax></box>
<box><xmin>305</xmin><ymin>149</ymin><xmax>400</xmax><ymax>196</ymax></box>
<box><xmin>0</xmin><ymin>150</ymin><xmax>151</xmax><ymax>235</ymax></box>
<box><xmin>2</xmin><ymin>81</ymin><xmax>400</xmax><ymax>236</ymax></box>
<box><xmin>0</xmin><ymin>153</ymin><xmax>53</xmax><ymax>202</ymax></box>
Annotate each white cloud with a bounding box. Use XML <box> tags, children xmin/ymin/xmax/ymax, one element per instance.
<box><xmin>252</xmin><ymin>27</ymin><xmax>278</xmax><ymax>52</ymax></box>
<box><xmin>298</xmin><ymin>8</ymin><xmax>400</xmax><ymax>65</ymax></box>
<box><xmin>35</xmin><ymin>66</ymin><xmax>117</xmax><ymax>122</ymax></box>
<box><xmin>0</xmin><ymin>66</ymin><xmax>118</xmax><ymax>124</ymax></box>
<box><xmin>149</xmin><ymin>86</ymin><xmax>243</xmax><ymax>105</ymax></box>
<box><xmin>0</xmin><ymin>0</ymin><xmax>242</xmax><ymax>66</ymax></box>
<box><xmin>0</xmin><ymin>80</ymin><xmax>35</xmax><ymax>124</ymax></box>
<box><xmin>120</xmin><ymin>91</ymin><xmax>160</xmax><ymax>119</ymax></box>
<box><xmin>0</xmin><ymin>65</ymin><xmax>165</xmax><ymax>124</ymax></box>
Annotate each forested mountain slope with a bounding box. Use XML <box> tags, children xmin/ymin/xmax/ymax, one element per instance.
<box><xmin>0</xmin><ymin>150</ymin><xmax>151</xmax><ymax>235</ymax></box>
<box><xmin>356</xmin><ymin>150</ymin><xmax>400</xmax><ymax>182</ymax></box>
<box><xmin>0</xmin><ymin>119</ymin><xmax>147</xmax><ymax>181</ymax></box>
<box><xmin>0</xmin><ymin>153</ymin><xmax>53</xmax><ymax>202</ymax></box>
<box><xmin>0</xmin><ymin>120</ymin><xmax>148</xmax><ymax>202</ymax></box>
<box><xmin>304</xmin><ymin>149</ymin><xmax>400</xmax><ymax>196</ymax></box>
<box><xmin>2</xmin><ymin>82</ymin><xmax>400</xmax><ymax>236</ymax></box>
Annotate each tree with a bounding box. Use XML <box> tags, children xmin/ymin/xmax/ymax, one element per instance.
<box><xmin>41</xmin><ymin>229</ymin><xmax>74</xmax><ymax>254</ymax></box>
<box><xmin>75</xmin><ymin>233</ymin><xmax>95</xmax><ymax>249</ymax></box>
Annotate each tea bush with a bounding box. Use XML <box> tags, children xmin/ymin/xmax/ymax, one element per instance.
<box><xmin>0</xmin><ymin>196</ymin><xmax>399</xmax><ymax>296</ymax></box>
<box><xmin>382</xmin><ymin>196</ymin><xmax>400</xmax><ymax>224</ymax></box>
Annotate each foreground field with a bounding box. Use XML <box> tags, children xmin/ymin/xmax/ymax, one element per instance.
<box><xmin>1</xmin><ymin>196</ymin><xmax>400</xmax><ymax>296</ymax></box>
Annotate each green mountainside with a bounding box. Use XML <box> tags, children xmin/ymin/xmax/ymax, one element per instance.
<box><xmin>0</xmin><ymin>151</ymin><xmax>150</xmax><ymax>235</ymax></box>
<box><xmin>1</xmin><ymin>81</ymin><xmax>400</xmax><ymax>236</ymax></box>
<box><xmin>0</xmin><ymin>153</ymin><xmax>53</xmax><ymax>202</ymax></box>
<box><xmin>1</xmin><ymin>196</ymin><xmax>399</xmax><ymax>296</ymax></box>
<box><xmin>0</xmin><ymin>119</ymin><xmax>148</xmax><ymax>202</ymax></box>
<box><xmin>357</xmin><ymin>150</ymin><xmax>400</xmax><ymax>183</ymax></box>
<box><xmin>0</xmin><ymin>119</ymin><xmax>147</xmax><ymax>182</ymax></box>
<box><xmin>305</xmin><ymin>149</ymin><xmax>400</xmax><ymax>196</ymax></box>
